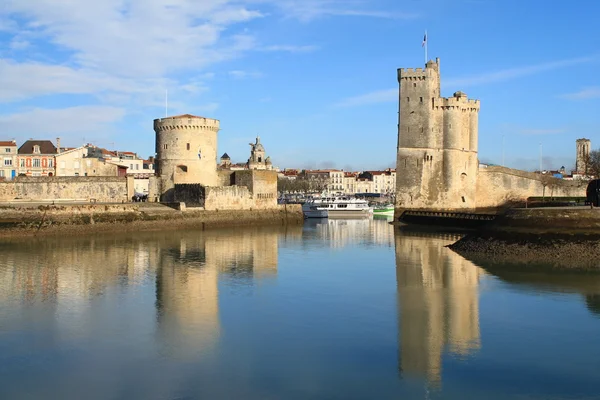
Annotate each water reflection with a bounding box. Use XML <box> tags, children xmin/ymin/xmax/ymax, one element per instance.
<box><xmin>304</xmin><ymin>217</ymin><xmax>394</xmax><ymax>247</ymax></box>
<box><xmin>155</xmin><ymin>226</ymin><xmax>290</xmax><ymax>359</ymax></box>
<box><xmin>474</xmin><ymin>262</ymin><xmax>600</xmax><ymax>319</ymax></box>
<box><xmin>394</xmin><ymin>229</ymin><xmax>484</xmax><ymax>387</ymax></box>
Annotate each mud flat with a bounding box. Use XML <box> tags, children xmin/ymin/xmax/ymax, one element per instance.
<box><xmin>448</xmin><ymin>207</ymin><xmax>600</xmax><ymax>270</ymax></box>
<box><xmin>0</xmin><ymin>203</ymin><xmax>304</xmax><ymax>238</ymax></box>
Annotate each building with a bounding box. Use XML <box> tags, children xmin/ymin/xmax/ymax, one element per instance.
<box><xmin>395</xmin><ymin>58</ymin><xmax>480</xmax><ymax>210</ymax></box>
<box><xmin>219</xmin><ymin>153</ymin><xmax>231</xmax><ymax>169</ymax></box>
<box><xmin>247</xmin><ymin>136</ymin><xmax>273</xmax><ymax>170</ymax></box>
<box><xmin>17</xmin><ymin>140</ymin><xmax>57</xmax><ymax>177</ymax></box>
<box><xmin>574</xmin><ymin>138</ymin><xmax>592</xmax><ymax>177</ymax></box>
<box><xmin>359</xmin><ymin>169</ymin><xmax>396</xmax><ymax>194</ymax></box>
<box><xmin>395</xmin><ymin>58</ymin><xmax>584</xmax><ymax>212</ymax></box>
<box><xmin>0</xmin><ymin>140</ymin><xmax>17</xmax><ymax>180</ymax></box>
<box><xmin>55</xmin><ymin>145</ymin><xmax>124</xmax><ymax>177</ymax></box>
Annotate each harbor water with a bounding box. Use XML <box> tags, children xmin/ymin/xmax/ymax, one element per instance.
<box><xmin>0</xmin><ymin>217</ymin><xmax>599</xmax><ymax>399</ymax></box>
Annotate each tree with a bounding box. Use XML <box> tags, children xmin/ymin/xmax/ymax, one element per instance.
<box><xmin>585</xmin><ymin>150</ymin><xmax>600</xmax><ymax>179</ymax></box>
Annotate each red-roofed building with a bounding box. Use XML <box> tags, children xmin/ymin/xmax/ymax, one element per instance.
<box><xmin>17</xmin><ymin>140</ymin><xmax>57</xmax><ymax>177</ymax></box>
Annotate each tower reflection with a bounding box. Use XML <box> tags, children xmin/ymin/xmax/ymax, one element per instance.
<box><xmin>154</xmin><ymin>225</ymin><xmax>302</xmax><ymax>359</ymax></box>
<box><xmin>395</xmin><ymin>229</ymin><xmax>483</xmax><ymax>387</ymax></box>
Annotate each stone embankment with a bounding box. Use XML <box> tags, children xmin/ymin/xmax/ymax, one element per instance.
<box><xmin>448</xmin><ymin>207</ymin><xmax>600</xmax><ymax>270</ymax></box>
<box><xmin>0</xmin><ymin>202</ymin><xmax>304</xmax><ymax>237</ymax></box>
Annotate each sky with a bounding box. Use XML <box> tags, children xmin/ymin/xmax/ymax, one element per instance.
<box><xmin>1</xmin><ymin>0</ymin><xmax>599</xmax><ymax>172</ymax></box>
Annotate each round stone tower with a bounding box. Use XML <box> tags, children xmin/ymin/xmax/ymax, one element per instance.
<box><xmin>154</xmin><ymin>114</ymin><xmax>220</xmax><ymax>202</ymax></box>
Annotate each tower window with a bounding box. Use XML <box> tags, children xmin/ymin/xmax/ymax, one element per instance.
<box><xmin>406</xmin><ymin>97</ymin><xmax>410</xmax><ymax>102</ymax></box>
<box><xmin>163</xmin><ymin>144</ymin><xmax>168</xmax><ymax>150</ymax></box>
<box><xmin>420</xmin><ymin>97</ymin><xmax>423</xmax><ymax>103</ymax></box>
<box><xmin>186</xmin><ymin>143</ymin><xmax>190</xmax><ymax>150</ymax></box>
<box><xmin>413</xmin><ymin>83</ymin><xmax>416</xmax><ymax>88</ymax></box>
<box><xmin>421</xmin><ymin>127</ymin><xmax>424</xmax><ymax>133</ymax></box>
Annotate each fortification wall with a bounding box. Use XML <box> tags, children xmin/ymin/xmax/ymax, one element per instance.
<box><xmin>234</xmin><ymin>170</ymin><xmax>278</xmax><ymax>209</ymax></box>
<box><xmin>476</xmin><ymin>166</ymin><xmax>586</xmax><ymax>208</ymax></box>
<box><xmin>0</xmin><ymin>177</ymin><xmax>128</xmax><ymax>202</ymax></box>
<box><xmin>204</xmin><ymin>186</ymin><xmax>254</xmax><ymax>210</ymax></box>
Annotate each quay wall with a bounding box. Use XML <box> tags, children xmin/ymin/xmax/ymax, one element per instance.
<box><xmin>491</xmin><ymin>207</ymin><xmax>600</xmax><ymax>232</ymax></box>
<box><xmin>476</xmin><ymin>166</ymin><xmax>586</xmax><ymax>208</ymax></box>
<box><xmin>0</xmin><ymin>203</ymin><xmax>303</xmax><ymax>237</ymax></box>
<box><xmin>0</xmin><ymin>176</ymin><xmax>130</xmax><ymax>203</ymax></box>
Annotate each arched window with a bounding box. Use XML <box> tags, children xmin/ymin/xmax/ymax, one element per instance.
<box><xmin>176</xmin><ymin>165</ymin><xmax>188</xmax><ymax>173</ymax></box>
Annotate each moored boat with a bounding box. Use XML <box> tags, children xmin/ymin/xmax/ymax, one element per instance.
<box><xmin>302</xmin><ymin>195</ymin><xmax>372</xmax><ymax>218</ymax></box>
<box><xmin>372</xmin><ymin>204</ymin><xmax>394</xmax><ymax>215</ymax></box>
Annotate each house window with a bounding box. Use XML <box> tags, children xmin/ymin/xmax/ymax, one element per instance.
<box><xmin>33</xmin><ymin>145</ymin><xmax>40</xmax><ymax>154</ymax></box>
<box><xmin>0</xmin><ymin>170</ymin><xmax>3</xmax><ymax>177</ymax></box>
<box><xmin>4</xmin><ymin>159</ymin><xmax>12</xmax><ymax>166</ymax></box>
<box><xmin>5</xmin><ymin>148</ymin><xmax>10</xmax><ymax>153</ymax></box>
<box><xmin>130</xmin><ymin>164</ymin><xmax>133</xmax><ymax>170</ymax></box>
<box><xmin>136</xmin><ymin>164</ymin><xmax>139</xmax><ymax>170</ymax></box>
<box><xmin>33</xmin><ymin>158</ymin><xmax>41</xmax><ymax>168</ymax></box>
<box><xmin>20</xmin><ymin>159</ymin><xmax>25</xmax><ymax>167</ymax></box>
<box><xmin>48</xmin><ymin>159</ymin><xmax>53</xmax><ymax>168</ymax></box>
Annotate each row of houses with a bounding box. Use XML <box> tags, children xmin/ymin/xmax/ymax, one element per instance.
<box><xmin>0</xmin><ymin>139</ymin><xmax>154</xmax><ymax>180</ymax></box>
<box><xmin>279</xmin><ymin>168</ymin><xmax>396</xmax><ymax>195</ymax></box>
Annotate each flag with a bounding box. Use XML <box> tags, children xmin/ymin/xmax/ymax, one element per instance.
<box><xmin>422</xmin><ymin>32</ymin><xmax>427</xmax><ymax>47</ymax></box>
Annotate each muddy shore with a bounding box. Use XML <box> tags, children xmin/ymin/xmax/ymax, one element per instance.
<box><xmin>448</xmin><ymin>231</ymin><xmax>600</xmax><ymax>271</ymax></box>
<box><xmin>0</xmin><ymin>203</ymin><xmax>304</xmax><ymax>238</ymax></box>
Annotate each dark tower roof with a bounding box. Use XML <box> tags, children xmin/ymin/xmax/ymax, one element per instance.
<box><xmin>220</xmin><ymin>153</ymin><xmax>230</xmax><ymax>160</ymax></box>
<box><xmin>18</xmin><ymin>140</ymin><xmax>57</xmax><ymax>154</ymax></box>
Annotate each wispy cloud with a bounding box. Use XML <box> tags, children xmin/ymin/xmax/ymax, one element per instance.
<box><xmin>445</xmin><ymin>56</ymin><xmax>596</xmax><ymax>87</ymax></box>
<box><xmin>519</xmin><ymin>128</ymin><xmax>566</xmax><ymax>135</ymax></box>
<box><xmin>333</xmin><ymin>88</ymin><xmax>396</xmax><ymax>108</ymax></box>
<box><xmin>560</xmin><ymin>86</ymin><xmax>600</xmax><ymax>100</ymax></box>
<box><xmin>334</xmin><ymin>56</ymin><xmax>597</xmax><ymax>108</ymax></box>
<box><xmin>228</xmin><ymin>70</ymin><xmax>264</xmax><ymax>79</ymax></box>
<box><xmin>270</xmin><ymin>0</ymin><xmax>418</xmax><ymax>22</ymax></box>
<box><xmin>260</xmin><ymin>44</ymin><xmax>319</xmax><ymax>53</ymax></box>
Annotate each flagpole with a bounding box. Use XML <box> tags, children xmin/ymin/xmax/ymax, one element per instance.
<box><xmin>165</xmin><ymin>89</ymin><xmax>168</xmax><ymax>118</ymax></box>
<box><xmin>425</xmin><ymin>30</ymin><xmax>428</xmax><ymax>63</ymax></box>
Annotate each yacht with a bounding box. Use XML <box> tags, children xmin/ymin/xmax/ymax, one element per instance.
<box><xmin>302</xmin><ymin>195</ymin><xmax>373</xmax><ymax>218</ymax></box>
<box><xmin>372</xmin><ymin>203</ymin><xmax>394</xmax><ymax>216</ymax></box>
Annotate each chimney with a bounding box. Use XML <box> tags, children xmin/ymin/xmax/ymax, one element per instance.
<box><xmin>56</xmin><ymin>137</ymin><xmax>61</xmax><ymax>154</ymax></box>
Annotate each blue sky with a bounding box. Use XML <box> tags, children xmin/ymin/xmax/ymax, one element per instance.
<box><xmin>1</xmin><ymin>0</ymin><xmax>599</xmax><ymax>172</ymax></box>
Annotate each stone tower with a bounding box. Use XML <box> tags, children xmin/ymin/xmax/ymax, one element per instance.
<box><xmin>154</xmin><ymin>114</ymin><xmax>220</xmax><ymax>201</ymax></box>
<box><xmin>395</xmin><ymin>58</ymin><xmax>480</xmax><ymax>211</ymax></box>
<box><xmin>247</xmin><ymin>136</ymin><xmax>272</xmax><ymax>170</ymax></box>
<box><xmin>575</xmin><ymin>138</ymin><xmax>591</xmax><ymax>174</ymax></box>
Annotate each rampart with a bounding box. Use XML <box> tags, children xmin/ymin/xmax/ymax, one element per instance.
<box><xmin>476</xmin><ymin>166</ymin><xmax>586</xmax><ymax>208</ymax></box>
<box><xmin>0</xmin><ymin>176</ymin><xmax>131</xmax><ymax>203</ymax></box>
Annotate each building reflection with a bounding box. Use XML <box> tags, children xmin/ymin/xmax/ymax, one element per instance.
<box><xmin>304</xmin><ymin>217</ymin><xmax>394</xmax><ymax>248</ymax></box>
<box><xmin>394</xmin><ymin>229</ymin><xmax>483</xmax><ymax>387</ymax></box>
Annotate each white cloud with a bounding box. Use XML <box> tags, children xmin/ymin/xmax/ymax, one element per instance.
<box><xmin>0</xmin><ymin>106</ymin><xmax>125</xmax><ymax>144</ymax></box>
<box><xmin>228</xmin><ymin>70</ymin><xmax>264</xmax><ymax>79</ymax></box>
<box><xmin>334</xmin><ymin>56</ymin><xmax>597</xmax><ymax>108</ymax></box>
<box><xmin>560</xmin><ymin>86</ymin><xmax>600</xmax><ymax>100</ymax></box>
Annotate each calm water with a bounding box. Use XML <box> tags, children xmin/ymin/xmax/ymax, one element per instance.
<box><xmin>1</xmin><ymin>217</ymin><xmax>599</xmax><ymax>400</ymax></box>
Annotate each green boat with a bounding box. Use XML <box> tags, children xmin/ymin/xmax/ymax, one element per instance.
<box><xmin>371</xmin><ymin>204</ymin><xmax>394</xmax><ymax>215</ymax></box>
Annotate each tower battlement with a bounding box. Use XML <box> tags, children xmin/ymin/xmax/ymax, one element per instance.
<box><xmin>433</xmin><ymin>96</ymin><xmax>480</xmax><ymax>110</ymax></box>
<box><xmin>154</xmin><ymin>115</ymin><xmax>220</xmax><ymax>133</ymax></box>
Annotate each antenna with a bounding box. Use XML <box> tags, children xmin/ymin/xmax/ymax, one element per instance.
<box><xmin>165</xmin><ymin>89</ymin><xmax>168</xmax><ymax>118</ymax></box>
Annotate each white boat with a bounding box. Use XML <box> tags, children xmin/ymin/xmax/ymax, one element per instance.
<box><xmin>302</xmin><ymin>195</ymin><xmax>373</xmax><ymax>218</ymax></box>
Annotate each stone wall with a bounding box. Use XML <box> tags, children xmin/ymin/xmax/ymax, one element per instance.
<box><xmin>0</xmin><ymin>176</ymin><xmax>128</xmax><ymax>202</ymax></box>
<box><xmin>476</xmin><ymin>166</ymin><xmax>586</xmax><ymax>208</ymax></box>
<box><xmin>174</xmin><ymin>184</ymin><xmax>206</xmax><ymax>207</ymax></box>
<box><xmin>234</xmin><ymin>170</ymin><xmax>277</xmax><ymax>209</ymax></box>
<box><xmin>204</xmin><ymin>186</ymin><xmax>254</xmax><ymax>210</ymax></box>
